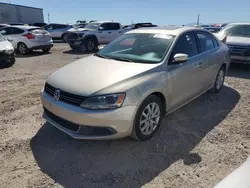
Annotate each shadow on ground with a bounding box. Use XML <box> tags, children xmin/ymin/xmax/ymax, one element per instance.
<box><xmin>227</xmin><ymin>64</ymin><xmax>250</xmax><ymax>79</ymax></box>
<box><xmin>15</xmin><ymin>51</ymin><xmax>51</xmax><ymax>58</ymax></box>
<box><xmin>31</xmin><ymin>86</ymin><xmax>240</xmax><ymax>188</ymax></box>
<box><xmin>63</xmin><ymin>49</ymin><xmax>95</xmax><ymax>55</ymax></box>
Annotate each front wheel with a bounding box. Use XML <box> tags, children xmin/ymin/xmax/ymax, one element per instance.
<box><xmin>85</xmin><ymin>38</ymin><xmax>97</xmax><ymax>52</ymax></box>
<box><xmin>210</xmin><ymin>66</ymin><xmax>226</xmax><ymax>93</ymax></box>
<box><xmin>42</xmin><ymin>48</ymin><xmax>51</xmax><ymax>53</ymax></box>
<box><xmin>132</xmin><ymin>95</ymin><xmax>164</xmax><ymax>141</ymax></box>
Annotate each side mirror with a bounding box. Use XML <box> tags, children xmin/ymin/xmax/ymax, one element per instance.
<box><xmin>98</xmin><ymin>27</ymin><xmax>104</xmax><ymax>30</ymax></box>
<box><xmin>173</xmin><ymin>53</ymin><xmax>188</xmax><ymax>63</ymax></box>
<box><xmin>7</xmin><ymin>37</ymin><xmax>13</xmax><ymax>42</ymax></box>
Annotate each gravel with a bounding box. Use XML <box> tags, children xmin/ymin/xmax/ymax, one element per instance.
<box><xmin>0</xmin><ymin>43</ymin><xmax>249</xmax><ymax>188</ymax></box>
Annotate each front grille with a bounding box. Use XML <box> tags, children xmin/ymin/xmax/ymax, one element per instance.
<box><xmin>228</xmin><ymin>45</ymin><xmax>250</xmax><ymax>56</ymax></box>
<box><xmin>66</xmin><ymin>32</ymin><xmax>79</xmax><ymax>41</ymax></box>
<box><xmin>44</xmin><ymin>107</ymin><xmax>80</xmax><ymax>132</ymax></box>
<box><xmin>44</xmin><ymin>83</ymin><xmax>86</xmax><ymax>106</ymax></box>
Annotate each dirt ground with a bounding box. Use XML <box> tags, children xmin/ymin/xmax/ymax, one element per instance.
<box><xmin>0</xmin><ymin>43</ymin><xmax>249</xmax><ymax>188</ymax></box>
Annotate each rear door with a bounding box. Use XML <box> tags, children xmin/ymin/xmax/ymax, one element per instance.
<box><xmin>166</xmin><ymin>32</ymin><xmax>204</xmax><ymax>111</ymax></box>
<box><xmin>195</xmin><ymin>31</ymin><xmax>220</xmax><ymax>89</ymax></box>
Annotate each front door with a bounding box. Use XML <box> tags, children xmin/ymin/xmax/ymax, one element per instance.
<box><xmin>166</xmin><ymin>32</ymin><xmax>203</xmax><ymax>112</ymax></box>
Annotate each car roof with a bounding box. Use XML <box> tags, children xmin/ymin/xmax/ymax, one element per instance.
<box><xmin>227</xmin><ymin>22</ymin><xmax>250</xmax><ymax>26</ymax></box>
<box><xmin>126</xmin><ymin>26</ymin><xmax>205</xmax><ymax>36</ymax></box>
<box><xmin>89</xmin><ymin>21</ymin><xmax>120</xmax><ymax>24</ymax></box>
<box><xmin>7</xmin><ymin>25</ymin><xmax>42</xmax><ymax>30</ymax></box>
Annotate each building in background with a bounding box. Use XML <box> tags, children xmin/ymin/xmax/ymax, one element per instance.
<box><xmin>0</xmin><ymin>2</ymin><xmax>44</xmax><ymax>24</ymax></box>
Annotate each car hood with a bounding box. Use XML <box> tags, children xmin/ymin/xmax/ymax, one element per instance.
<box><xmin>214</xmin><ymin>155</ymin><xmax>250</xmax><ymax>188</ymax></box>
<box><xmin>67</xmin><ymin>28</ymin><xmax>95</xmax><ymax>33</ymax></box>
<box><xmin>216</xmin><ymin>33</ymin><xmax>250</xmax><ymax>46</ymax></box>
<box><xmin>46</xmin><ymin>55</ymin><xmax>160</xmax><ymax>96</ymax></box>
<box><xmin>0</xmin><ymin>40</ymin><xmax>13</xmax><ymax>52</ymax></box>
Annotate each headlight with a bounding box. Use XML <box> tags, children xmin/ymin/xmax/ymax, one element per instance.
<box><xmin>80</xmin><ymin>93</ymin><xmax>126</xmax><ymax>110</ymax></box>
<box><xmin>5</xmin><ymin>47</ymin><xmax>14</xmax><ymax>54</ymax></box>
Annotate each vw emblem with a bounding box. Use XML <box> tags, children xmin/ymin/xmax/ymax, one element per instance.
<box><xmin>54</xmin><ymin>90</ymin><xmax>60</xmax><ymax>100</ymax></box>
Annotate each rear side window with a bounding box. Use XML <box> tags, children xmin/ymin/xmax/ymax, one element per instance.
<box><xmin>109</xmin><ymin>23</ymin><xmax>120</xmax><ymax>30</ymax></box>
<box><xmin>196</xmin><ymin>32</ymin><xmax>216</xmax><ymax>52</ymax></box>
<box><xmin>172</xmin><ymin>32</ymin><xmax>198</xmax><ymax>58</ymax></box>
<box><xmin>0</xmin><ymin>27</ymin><xmax>24</xmax><ymax>35</ymax></box>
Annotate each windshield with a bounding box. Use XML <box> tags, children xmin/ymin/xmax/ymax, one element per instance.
<box><xmin>84</xmin><ymin>22</ymin><xmax>100</xmax><ymax>30</ymax></box>
<box><xmin>219</xmin><ymin>24</ymin><xmax>250</xmax><ymax>37</ymax></box>
<box><xmin>96</xmin><ymin>33</ymin><xmax>175</xmax><ymax>64</ymax></box>
<box><xmin>0</xmin><ymin>34</ymin><xmax>6</xmax><ymax>42</ymax></box>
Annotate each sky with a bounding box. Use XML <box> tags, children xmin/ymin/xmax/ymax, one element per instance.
<box><xmin>1</xmin><ymin>0</ymin><xmax>250</xmax><ymax>25</ymax></box>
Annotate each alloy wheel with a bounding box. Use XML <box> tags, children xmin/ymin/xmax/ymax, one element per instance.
<box><xmin>139</xmin><ymin>102</ymin><xmax>161</xmax><ymax>135</ymax></box>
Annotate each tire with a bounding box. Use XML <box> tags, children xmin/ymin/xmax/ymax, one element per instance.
<box><xmin>61</xmin><ymin>34</ymin><xmax>68</xmax><ymax>42</ymax></box>
<box><xmin>18</xmin><ymin>42</ymin><xmax>29</xmax><ymax>55</ymax></box>
<box><xmin>69</xmin><ymin>44</ymin><xmax>79</xmax><ymax>50</ymax></box>
<box><xmin>210</xmin><ymin>65</ymin><xmax>226</xmax><ymax>93</ymax></box>
<box><xmin>84</xmin><ymin>38</ymin><xmax>97</xmax><ymax>52</ymax></box>
<box><xmin>42</xmin><ymin>48</ymin><xmax>51</xmax><ymax>53</ymax></box>
<box><xmin>132</xmin><ymin>95</ymin><xmax>164</xmax><ymax>141</ymax></box>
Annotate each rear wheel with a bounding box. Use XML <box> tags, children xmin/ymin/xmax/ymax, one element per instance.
<box><xmin>132</xmin><ymin>95</ymin><xmax>164</xmax><ymax>141</ymax></box>
<box><xmin>210</xmin><ymin>66</ymin><xmax>226</xmax><ymax>93</ymax></box>
<box><xmin>42</xmin><ymin>48</ymin><xmax>51</xmax><ymax>53</ymax></box>
<box><xmin>18</xmin><ymin>42</ymin><xmax>29</xmax><ymax>55</ymax></box>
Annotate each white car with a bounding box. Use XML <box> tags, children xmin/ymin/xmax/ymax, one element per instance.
<box><xmin>0</xmin><ymin>25</ymin><xmax>53</xmax><ymax>55</ymax></box>
<box><xmin>214</xmin><ymin>155</ymin><xmax>250</xmax><ymax>188</ymax></box>
<box><xmin>65</xmin><ymin>21</ymin><xmax>125</xmax><ymax>51</ymax></box>
<box><xmin>0</xmin><ymin>34</ymin><xmax>15</xmax><ymax>68</ymax></box>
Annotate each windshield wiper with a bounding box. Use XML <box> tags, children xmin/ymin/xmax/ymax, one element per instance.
<box><xmin>94</xmin><ymin>53</ymin><xmax>110</xmax><ymax>59</ymax></box>
<box><xmin>109</xmin><ymin>56</ymin><xmax>134</xmax><ymax>62</ymax></box>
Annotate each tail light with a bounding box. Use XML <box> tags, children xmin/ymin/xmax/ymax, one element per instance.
<box><xmin>23</xmin><ymin>33</ymin><xmax>35</xmax><ymax>39</ymax></box>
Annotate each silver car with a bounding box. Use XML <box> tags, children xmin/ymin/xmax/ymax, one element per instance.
<box><xmin>41</xmin><ymin>27</ymin><xmax>230</xmax><ymax>141</ymax></box>
<box><xmin>216</xmin><ymin>22</ymin><xmax>250</xmax><ymax>64</ymax></box>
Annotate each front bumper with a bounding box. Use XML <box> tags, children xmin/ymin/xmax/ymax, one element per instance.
<box><xmin>41</xmin><ymin>90</ymin><xmax>136</xmax><ymax>140</ymax></box>
<box><xmin>230</xmin><ymin>55</ymin><xmax>250</xmax><ymax>64</ymax></box>
<box><xmin>0</xmin><ymin>51</ymin><xmax>15</xmax><ymax>68</ymax></box>
<box><xmin>31</xmin><ymin>44</ymin><xmax>53</xmax><ymax>50</ymax></box>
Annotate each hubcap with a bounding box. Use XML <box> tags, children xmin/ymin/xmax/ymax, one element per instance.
<box><xmin>216</xmin><ymin>69</ymin><xmax>224</xmax><ymax>90</ymax></box>
<box><xmin>87</xmin><ymin>41</ymin><xmax>95</xmax><ymax>51</ymax></box>
<box><xmin>139</xmin><ymin>102</ymin><xmax>161</xmax><ymax>135</ymax></box>
<box><xmin>19</xmin><ymin>44</ymin><xmax>27</xmax><ymax>54</ymax></box>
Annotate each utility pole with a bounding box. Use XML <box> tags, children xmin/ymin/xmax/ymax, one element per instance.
<box><xmin>48</xmin><ymin>13</ymin><xmax>50</xmax><ymax>24</ymax></box>
<box><xmin>197</xmin><ymin>13</ymin><xmax>200</xmax><ymax>26</ymax></box>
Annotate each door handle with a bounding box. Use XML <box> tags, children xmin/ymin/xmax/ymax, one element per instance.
<box><xmin>119</xmin><ymin>31</ymin><xmax>122</xmax><ymax>33</ymax></box>
<box><xmin>98</xmin><ymin>31</ymin><xmax>102</xmax><ymax>33</ymax></box>
<box><xmin>194</xmin><ymin>62</ymin><xmax>203</xmax><ymax>68</ymax></box>
<box><xmin>108</xmin><ymin>32</ymin><xmax>112</xmax><ymax>34</ymax></box>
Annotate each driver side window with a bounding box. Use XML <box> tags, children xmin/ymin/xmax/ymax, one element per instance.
<box><xmin>169</xmin><ymin>32</ymin><xmax>198</xmax><ymax>64</ymax></box>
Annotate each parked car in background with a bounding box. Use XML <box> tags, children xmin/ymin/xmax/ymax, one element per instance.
<box><xmin>44</xmin><ymin>23</ymin><xmax>73</xmax><ymax>41</ymax></box>
<box><xmin>202</xmin><ymin>26</ymin><xmax>222</xmax><ymax>33</ymax></box>
<box><xmin>0</xmin><ymin>33</ymin><xmax>15</xmax><ymax>68</ymax></box>
<box><xmin>7</xmin><ymin>22</ymin><xmax>25</xmax><ymax>26</ymax></box>
<box><xmin>41</xmin><ymin>27</ymin><xmax>230</xmax><ymax>141</ymax></box>
<box><xmin>65</xmin><ymin>21</ymin><xmax>124</xmax><ymax>51</ymax></box>
<box><xmin>0</xmin><ymin>24</ymin><xmax>10</xmax><ymax>28</ymax></box>
<box><xmin>216</xmin><ymin>22</ymin><xmax>250</xmax><ymax>64</ymax></box>
<box><xmin>0</xmin><ymin>26</ymin><xmax>53</xmax><ymax>55</ymax></box>
<box><xmin>32</xmin><ymin>23</ymin><xmax>47</xmax><ymax>27</ymax></box>
<box><xmin>123</xmin><ymin>23</ymin><xmax>158</xmax><ymax>30</ymax></box>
